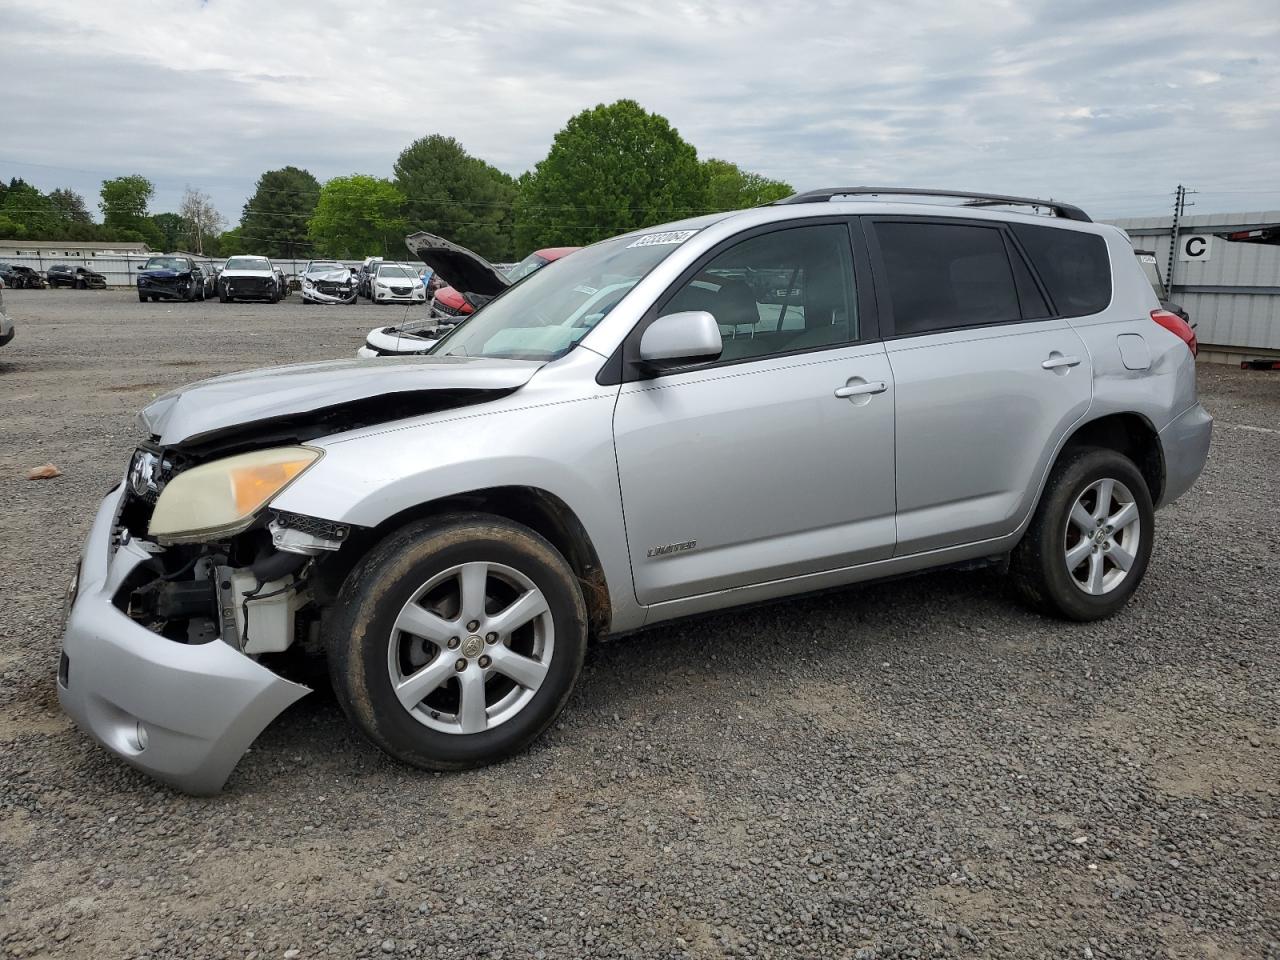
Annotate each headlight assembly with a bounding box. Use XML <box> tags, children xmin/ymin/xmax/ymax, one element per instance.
<box><xmin>148</xmin><ymin>446</ymin><xmax>322</xmax><ymax>543</ymax></box>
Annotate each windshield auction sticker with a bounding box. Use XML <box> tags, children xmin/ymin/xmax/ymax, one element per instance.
<box><xmin>627</xmin><ymin>230</ymin><xmax>699</xmax><ymax>248</ymax></box>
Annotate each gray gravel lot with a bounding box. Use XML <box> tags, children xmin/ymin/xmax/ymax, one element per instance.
<box><xmin>1</xmin><ymin>289</ymin><xmax>1277</xmax><ymax>960</ymax></box>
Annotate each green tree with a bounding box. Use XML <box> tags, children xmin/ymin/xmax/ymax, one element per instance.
<box><xmin>240</xmin><ymin>166</ymin><xmax>320</xmax><ymax>258</ymax></box>
<box><xmin>704</xmin><ymin>158</ymin><xmax>793</xmax><ymax>211</ymax></box>
<box><xmin>100</xmin><ymin>175</ymin><xmax>154</xmax><ymax>230</ymax></box>
<box><xmin>394</xmin><ymin>134</ymin><xmax>516</xmax><ymax>260</ymax></box>
<box><xmin>48</xmin><ymin>188</ymin><xmax>93</xmax><ymax>223</ymax></box>
<box><xmin>217</xmin><ymin>226</ymin><xmax>247</xmax><ymax>256</ymax></box>
<box><xmin>0</xmin><ymin>179</ymin><xmax>62</xmax><ymax>237</ymax></box>
<box><xmin>151</xmin><ymin>212</ymin><xmax>190</xmax><ymax>251</ymax></box>
<box><xmin>307</xmin><ymin>175</ymin><xmax>407</xmax><ymax>259</ymax></box>
<box><xmin>515</xmin><ymin>100</ymin><xmax>709</xmax><ymax>250</ymax></box>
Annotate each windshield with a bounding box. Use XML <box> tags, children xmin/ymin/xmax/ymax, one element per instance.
<box><xmin>504</xmin><ymin>252</ymin><xmax>552</xmax><ymax>282</ymax></box>
<box><xmin>306</xmin><ymin>261</ymin><xmax>343</xmax><ymax>273</ymax></box>
<box><xmin>226</xmin><ymin>257</ymin><xmax>269</xmax><ymax>271</ymax></box>
<box><xmin>433</xmin><ymin>231</ymin><xmax>695</xmax><ymax>361</ymax></box>
<box><xmin>377</xmin><ymin>265</ymin><xmax>418</xmax><ymax>279</ymax></box>
<box><xmin>143</xmin><ymin>257</ymin><xmax>189</xmax><ymax>271</ymax></box>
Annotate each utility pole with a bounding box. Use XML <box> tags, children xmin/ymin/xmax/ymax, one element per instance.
<box><xmin>1166</xmin><ymin>184</ymin><xmax>1195</xmax><ymax>294</ymax></box>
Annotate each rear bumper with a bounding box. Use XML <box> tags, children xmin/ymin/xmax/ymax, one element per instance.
<box><xmin>57</xmin><ymin>486</ymin><xmax>310</xmax><ymax>794</ymax></box>
<box><xmin>1158</xmin><ymin>402</ymin><xmax>1213</xmax><ymax>507</ymax></box>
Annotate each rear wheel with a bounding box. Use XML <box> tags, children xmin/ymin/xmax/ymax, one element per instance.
<box><xmin>326</xmin><ymin>514</ymin><xmax>588</xmax><ymax>771</ymax></box>
<box><xmin>1011</xmin><ymin>446</ymin><xmax>1154</xmax><ymax>621</ymax></box>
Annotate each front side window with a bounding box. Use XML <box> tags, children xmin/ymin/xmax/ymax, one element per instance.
<box><xmin>433</xmin><ymin>228</ymin><xmax>707</xmax><ymax>361</ymax></box>
<box><xmin>875</xmin><ymin>222</ymin><xmax>1022</xmax><ymax>336</ymax></box>
<box><xmin>657</xmin><ymin>223</ymin><xmax>858</xmax><ymax>364</ymax></box>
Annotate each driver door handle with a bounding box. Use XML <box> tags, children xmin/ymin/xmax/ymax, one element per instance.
<box><xmin>1042</xmin><ymin>354</ymin><xmax>1082</xmax><ymax>370</ymax></box>
<box><xmin>834</xmin><ymin>380</ymin><xmax>888</xmax><ymax>399</ymax></box>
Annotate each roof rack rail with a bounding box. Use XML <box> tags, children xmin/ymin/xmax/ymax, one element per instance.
<box><xmin>774</xmin><ymin>187</ymin><xmax>1091</xmax><ymax>223</ymax></box>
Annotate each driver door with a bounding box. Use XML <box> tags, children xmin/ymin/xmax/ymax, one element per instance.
<box><xmin>612</xmin><ymin>220</ymin><xmax>897</xmax><ymax>606</ymax></box>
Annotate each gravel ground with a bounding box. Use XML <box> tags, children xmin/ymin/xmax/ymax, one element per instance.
<box><xmin>1</xmin><ymin>289</ymin><xmax>1277</xmax><ymax>960</ymax></box>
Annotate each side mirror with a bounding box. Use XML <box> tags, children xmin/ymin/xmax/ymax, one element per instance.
<box><xmin>638</xmin><ymin>311</ymin><xmax>723</xmax><ymax>367</ymax></box>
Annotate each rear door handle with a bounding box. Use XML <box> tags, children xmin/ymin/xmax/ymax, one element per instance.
<box><xmin>1041</xmin><ymin>354</ymin><xmax>1082</xmax><ymax>370</ymax></box>
<box><xmin>834</xmin><ymin>379</ymin><xmax>888</xmax><ymax>399</ymax></box>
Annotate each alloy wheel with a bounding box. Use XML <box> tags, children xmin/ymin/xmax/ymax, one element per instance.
<box><xmin>1063</xmin><ymin>477</ymin><xmax>1141</xmax><ymax>595</ymax></box>
<box><xmin>387</xmin><ymin>561</ymin><xmax>554</xmax><ymax>734</ymax></box>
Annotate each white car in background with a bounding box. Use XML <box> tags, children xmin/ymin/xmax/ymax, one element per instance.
<box><xmin>218</xmin><ymin>255</ymin><xmax>280</xmax><ymax>303</ymax></box>
<box><xmin>370</xmin><ymin>262</ymin><xmax>427</xmax><ymax>305</ymax></box>
<box><xmin>299</xmin><ymin>260</ymin><xmax>357</xmax><ymax>304</ymax></box>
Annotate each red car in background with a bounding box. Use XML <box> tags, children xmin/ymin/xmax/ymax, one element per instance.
<box><xmin>430</xmin><ymin>246</ymin><xmax>579</xmax><ymax>321</ymax></box>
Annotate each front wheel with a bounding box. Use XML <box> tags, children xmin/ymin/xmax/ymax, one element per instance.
<box><xmin>1010</xmin><ymin>446</ymin><xmax>1154</xmax><ymax>621</ymax></box>
<box><xmin>325</xmin><ymin>514</ymin><xmax>588</xmax><ymax>771</ymax></box>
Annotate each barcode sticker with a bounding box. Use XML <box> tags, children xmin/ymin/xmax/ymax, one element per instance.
<box><xmin>627</xmin><ymin>230</ymin><xmax>699</xmax><ymax>248</ymax></box>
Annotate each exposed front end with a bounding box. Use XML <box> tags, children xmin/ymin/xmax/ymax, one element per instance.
<box><xmin>222</xmin><ymin>273</ymin><xmax>277</xmax><ymax>300</ymax></box>
<box><xmin>138</xmin><ymin>270</ymin><xmax>199</xmax><ymax>300</ymax></box>
<box><xmin>58</xmin><ymin>483</ymin><xmax>314</xmax><ymax>793</ymax></box>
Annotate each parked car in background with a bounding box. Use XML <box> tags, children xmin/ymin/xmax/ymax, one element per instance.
<box><xmin>0</xmin><ymin>277</ymin><xmax>14</xmax><ymax>348</ymax></box>
<box><xmin>136</xmin><ymin>255</ymin><xmax>208</xmax><ymax>302</ymax></box>
<box><xmin>356</xmin><ymin>256</ymin><xmax>383</xmax><ymax>299</ymax></box>
<box><xmin>56</xmin><ymin>188</ymin><xmax>1210</xmax><ymax>795</ymax></box>
<box><xmin>370</xmin><ymin>261</ymin><xmax>428</xmax><ymax>305</ymax></box>
<box><xmin>299</xmin><ymin>260</ymin><xmax>357</xmax><ymax>304</ymax></box>
<box><xmin>47</xmin><ymin>264</ymin><xmax>107</xmax><ymax>289</ymax></box>
<box><xmin>428</xmin><ymin>244</ymin><xmax>579</xmax><ymax>322</ymax></box>
<box><xmin>273</xmin><ymin>267</ymin><xmax>291</xmax><ymax>299</ymax></box>
<box><xmin>16</xmin><ymin>266</ymin><xmax>48</xmax><ymax>289</ymax></box>
<box><xmin>0</xmin><ymin>263</ymin><xmax>47</xmax><ymax>289</ymax></box>
<box><xmin>218</xmin><ymin>255</ymin><xmax>280</xmax><ymax>303</ymax></box>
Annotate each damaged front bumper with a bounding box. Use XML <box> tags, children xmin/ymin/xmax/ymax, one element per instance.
<box><xmin>57</xmin><ymin>485</ymin><xmax>310</xmax><ymax>794</ymax></box>
<box><xmin>301</xmin><ymin>285</ymin><xmax>356</xmax><ymax>304</ymax></box>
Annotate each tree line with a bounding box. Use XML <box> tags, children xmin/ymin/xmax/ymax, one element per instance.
<box><xmin>2</xmin><ymin>100</ymin><xmax>792</xmax><ymax>261</ymax></box>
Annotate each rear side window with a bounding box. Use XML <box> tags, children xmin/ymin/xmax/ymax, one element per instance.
<box><xmin>874</xmin><ymin>222</ymin><xmax>1022</xmax><ymax>336</ymax></box>
<box><xmin>1011</xmin><ymin>224</ymin><xmax>1111</xmax><ymax>317</ymax></box>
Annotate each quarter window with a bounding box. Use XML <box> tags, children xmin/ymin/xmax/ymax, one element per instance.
<box><xmin>658</xmin><ymin>223</ymin><xmax>858</xmax><ymax>364</ymax></box>
<box><xmin>875</xmin><ymin>222</ymin><xmax>1022</xmax><ymax>336</ymax></box>
<box><xmin>1011</xmin><ymin>223</ymin><xmax>1111</xmax><ymax>317</ymax></box>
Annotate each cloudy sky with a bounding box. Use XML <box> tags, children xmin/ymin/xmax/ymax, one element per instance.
<box><xmin>3</xmin><ymin>0</ymin><xmax>1278</xmax><ymax>227</ymax></box>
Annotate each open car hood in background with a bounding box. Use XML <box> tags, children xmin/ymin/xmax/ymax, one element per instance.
<box><xmin>405</xmin><ymin>231</ymin><xmax>511</xmax><ymax>297</ymax></box>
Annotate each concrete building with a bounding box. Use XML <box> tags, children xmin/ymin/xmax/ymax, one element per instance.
<box><xmin>1109</xmin><ymin>211</ymin><xmax>1280</xmax><ymax>363</ymax></box>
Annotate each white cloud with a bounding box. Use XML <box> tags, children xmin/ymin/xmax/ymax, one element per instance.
<box><xmin>1</xmin><ymin>0</ymin><xmax>1277</xmax><ymax>223</ymax></box>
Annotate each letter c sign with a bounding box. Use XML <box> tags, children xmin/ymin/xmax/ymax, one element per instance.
<box><xmin>1179</xmin><ymin>234</ymin><xmax>1212</xmax><ymax>262</ymax></box>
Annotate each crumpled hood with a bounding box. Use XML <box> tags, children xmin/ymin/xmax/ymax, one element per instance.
<box><xmin>139</xmin><ymin>269</ymin><xmax>191</xmax><ymax>280</ymax></box>
<box><xmin>303</xmin><ymin>268</ymin><xmax>352</xmax><ymax>282</ymax></box>
<box><xmin>141</xmin><ymin>354</ymin><xmax>540</xmax><ymax>447</ymax></box>
<box><xmin>222</xmin><ymin>267</ymin><xmax>274</xmax><ymax>277</ymax></box>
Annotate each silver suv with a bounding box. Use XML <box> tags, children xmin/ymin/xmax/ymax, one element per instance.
<box><xmin>58</xmin><ymin>188</ymin><xmax>1212</xmax><ymax>793</ymax></box>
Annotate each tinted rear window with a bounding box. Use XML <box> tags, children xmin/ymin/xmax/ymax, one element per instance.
<box><xmin>1011</xmin><ymin>224</ymin><xmax>1111</xmax><ymax>317</ymax></box>
<box><xmin>875</xmin><ymin>221</ymin><xmax>1022</xmax><ymax>335</ymax></box>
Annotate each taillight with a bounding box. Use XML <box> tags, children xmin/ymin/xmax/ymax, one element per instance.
<box><xmin>1151</xmin><ymin>309</ymin><xmax>1197</xmax><ymax>357</ymax></box>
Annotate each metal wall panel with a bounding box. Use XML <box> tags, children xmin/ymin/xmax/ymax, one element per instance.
<box><xmin>1110</xmin><ymin>211</ymin><xmax>1280</xmax><ymax>352</ymax></box>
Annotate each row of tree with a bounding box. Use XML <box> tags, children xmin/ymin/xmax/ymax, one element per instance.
<box><xmin>2</xmin><ymin>100</ymin><xmax>792</xmax><ymax>262</ymax></box>
<box><xmin>0</xmin><ymin>176</ymin><xmax>225</xmax><ymax>253</ymax></box>
<box><xmin>230</xmin><ymin>100</ymin><xmax>794</xmax><ymax>261</ymax></box>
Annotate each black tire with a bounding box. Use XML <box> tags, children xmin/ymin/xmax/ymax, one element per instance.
<box><xmin>219</xmin><ymin>291</ymin><xmax>230</xmax><ymax>303</ymax></box>
<box><xmin>1010</xmin><ymin>446</ymin><xmax>1154</xmax><ymax>621</ymax></box>
<box><xmin>138</xmin><ymin>290</ymin><xmax>147</xmax><ymax>303</ymax></box>
<box><xmin>325</xmin><ymin>514</ymin><xmax>588</xmax><ymax>771</ymax></box>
